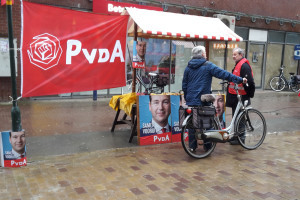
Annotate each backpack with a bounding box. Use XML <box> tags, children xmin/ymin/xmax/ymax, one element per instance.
<box><xmin>244</xmin><ymin>82</ymin><xmax>255</xmax><ymax>98</ymax></box>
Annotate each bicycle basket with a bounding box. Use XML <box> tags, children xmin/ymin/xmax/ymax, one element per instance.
<box><xmin>192</xmin><ymin>106</ymin><xmax>215</xmax><ymax>129</ymax></box>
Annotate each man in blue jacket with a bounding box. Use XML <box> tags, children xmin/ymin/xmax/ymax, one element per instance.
<box><xmin>182</xmin><ymin>45</ymin><xmax>247</xmax><ymax>152</ymax></box>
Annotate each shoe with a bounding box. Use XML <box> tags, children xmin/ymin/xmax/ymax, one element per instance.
<box><xmin>203</xmin><ymin>141</ymin><xmax>212</xmax><ymax>151</ymax></box>
<box><xmin>229</xmin><ymin>139</ymin><xmax>239</xmax><ymax>145</ymax></box>
<box><xmin>239</xmin><ymin>136</ymin><xmax>245</xmax><ymax>144</ymax></box>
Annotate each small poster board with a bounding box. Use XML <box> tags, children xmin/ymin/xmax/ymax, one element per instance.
<box><xmin>0</xmin><ymin>131</ymin><xmax>27</xmax><ymax>167</ymax></box>
<box><xmin>132</xmin><ymin>40</ymin><xmax>146</xmax><ymax>69</ymax></box>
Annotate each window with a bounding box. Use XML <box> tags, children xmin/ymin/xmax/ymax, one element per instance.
<box><xmin>286</xmin><ymin>32</ymin><xmax>300</xmax><ymax>44</ymax></box>
<box><xmin>235</xmin><ymin>27</ymin><xmax>249</xmax><ymax>41</ymax></box>
<box><xmin>268</xmin><ymin>31</ymin><xmax>285</xmax><ymax>43</ymax></box>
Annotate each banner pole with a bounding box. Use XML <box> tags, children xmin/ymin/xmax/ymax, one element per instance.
<box><xmin>132</xmin><ymin>22</ymin><xmax>137</xmax><ymax>93</ymax></box>
<box><xmin>6</xmin><ymin>0</ymin><xmax>22</xmax><ymax>132</ymax></box>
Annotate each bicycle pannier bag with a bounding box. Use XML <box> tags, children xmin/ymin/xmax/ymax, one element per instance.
<box><xmin>192</xmin><ymin>106</ymin><xmax>215</xmax><ymax>129</ymax></box>
<box><xmin>179</xmin><ymin>106</ymin><xmax>188</xmax><ymax>128</ymax></box>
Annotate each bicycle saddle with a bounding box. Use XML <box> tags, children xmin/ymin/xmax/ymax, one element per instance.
<box><xmin>148</xmin><ymin>72</ymin><xmax>158</xmax><ymax>77</ymax></box>
<box><xmin>201</xmin><ymin>94</ymin><xmax>215</xmax><ymax>103</ymax></box>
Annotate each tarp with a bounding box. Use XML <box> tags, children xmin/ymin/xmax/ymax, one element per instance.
<box><xmin>122</xmin><ymin>7</ymin><xmax>243</xmax><ymax>42</ymax></box>
<box><xmin>21</xmin><ymin>2</ymin><xmax>128</xmax><ymax>97</ymax></box>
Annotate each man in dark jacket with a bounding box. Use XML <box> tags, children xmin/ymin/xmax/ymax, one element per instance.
<box><xmin>182</xmin><ymin>46</ymin><xmax>247</xmax><ymax>106</ymax></box>
<box><xmin>182</xmin><ymin>45</ymin><xmax>247</xmax><ymax>151</ymax></box>
<box><xmin>226</xmin><ymin>47</ymin><xmax>254</xmax><ymax>114</ymax></box>
<box><xmin>226</xmin><ymin>47</ymin><xmax>254</xmax><ymax>144</ymax></box>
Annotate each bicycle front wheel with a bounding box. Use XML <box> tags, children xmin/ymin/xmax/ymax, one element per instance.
<box><xmin>181</xmin><ymin>118</ymin><xmax>217</xmax><ymax>159</ymax></box>
<box><xmin>270</xmin><ymin>76</ymin><xmax>285</xmax><ymax>91</ymax></box>
<box><xmin>235</xmin><ymin>109</ymin><xmax>267</xmax><ymax>150</ymax></box>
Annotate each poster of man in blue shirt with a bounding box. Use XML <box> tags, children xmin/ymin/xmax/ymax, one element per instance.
<box><xmin>1</xmin><ymin>130</ymin><xmax>26</xmax><ymax>167</ymax></box>
<box><xmin>138</xmin><ymin>94</ymin><xmax>172</xmax><ymax>145</ymax></box>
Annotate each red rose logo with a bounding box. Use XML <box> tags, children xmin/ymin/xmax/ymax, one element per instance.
<box><xmin>27</xmin><ymin>33</ymin><xmax>63</xmax><ymax>70</ymax></box>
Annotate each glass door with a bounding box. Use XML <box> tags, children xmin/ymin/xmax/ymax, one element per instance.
<box><xmin>248</xmin><ymin>43</ymin><xmax>266</xmax><ymax>88</ymax></box>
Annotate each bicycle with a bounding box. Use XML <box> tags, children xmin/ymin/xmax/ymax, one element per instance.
<box><xmin>180</xmin><ymin>81</ymin><xmax>267</xmax><ymax>159</ymax></box>
<box><xmin>269</xmin><ymin>65</ymin><xmax>300</xmax><ymax>92</ymax></box>
<box><xmin>126</xmin><ymin>71</ymin><xmax>168</xmax><ymax>94</ymax></box>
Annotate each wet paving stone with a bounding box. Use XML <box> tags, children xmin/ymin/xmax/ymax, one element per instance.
<box><xmin>0</xmin><ymin>131</ymin><xmax>299</xmax><ymax>199</ymax></box>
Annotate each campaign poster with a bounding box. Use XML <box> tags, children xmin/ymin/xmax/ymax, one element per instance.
<box><xmin>138</xmin><ymin>95</ymin><xmax>172</xmax><ymax>145</ymax></box>
<box><xmin>0</xmin><ymin>131</ymin><xmax>27</xmax><ymax>167</ymax></box>
<box><xmin>132</xmin><ymin>40</ymin><xmax>146</xmax><ymax>69</ymax></box>
<box><xmin>170</xmin><ymin>95</ymin><xmax>181</xmax><ymax>142</ymax></box>
<box><xmin>212</xmin><ymin>94</ymin><xmax>226</xmax><ymax>129</ymax></box>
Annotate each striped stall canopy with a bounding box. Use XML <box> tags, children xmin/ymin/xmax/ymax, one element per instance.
<box><xmin>122</xmin><ymin>7</ymin><xmax>243</xmax><ymax>42</ymax></box>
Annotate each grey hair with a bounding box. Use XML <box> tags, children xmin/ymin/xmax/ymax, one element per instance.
<box><xmin>191</xmin><ymin>45</ymin><xmax>206</xmax><ymax>57</ymax></box>
<box><xmin>233</xmin><ymin>47</ymin><xmax>245</xmax><ymax>57</ymax></box>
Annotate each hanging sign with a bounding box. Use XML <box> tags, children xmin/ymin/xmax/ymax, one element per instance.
<box><xmin>21</xmin><ymin>2</ymin><xmax>129</xmax><ymax>97</ymax></box>
<box><xmin>294</xmin><ymin>45</ymin><xmax>300</xmax><ymax>60</ymax></box>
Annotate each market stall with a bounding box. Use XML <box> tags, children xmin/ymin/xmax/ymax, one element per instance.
<box><xmin>110</xmin><ymin>7</ymin><xmax>243</xmax><ymax>145</ymax></box>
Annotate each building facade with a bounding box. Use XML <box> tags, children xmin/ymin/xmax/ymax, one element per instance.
<box><xmin>0</xmin><ymin>0</ymin><xmax>299</xmax><ymax>101</ymax></box>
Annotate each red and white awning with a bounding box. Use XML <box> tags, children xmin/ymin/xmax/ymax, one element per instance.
<box><xmin>122</xmin><ymin>7</ymin><xmax>243</xmax><ymax>42</ymax></box>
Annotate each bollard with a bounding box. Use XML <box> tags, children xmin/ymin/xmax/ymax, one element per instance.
<box><xmin>93</xmin><ymin>90</ymin><xmax>97</xmax><ymax>101</ymax></box>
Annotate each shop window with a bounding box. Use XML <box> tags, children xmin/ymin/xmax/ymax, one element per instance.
<box><xmin>249</xmin><ymin>29</ymin><xmax>268</xmax><ymax>42</ymax></box>
<box><xmin>209</xmin><ymin>41</ymin><xmax>226</xmax><ymax>91</ymax></box>
<box><xmin>265</xmin><ymin>44</ymin><xmax>283</xmax><ymax>89</ymax></box>
<box><xmin>235</xmin><ymin>27</ymin><xmax>249</xmax><ymax>41</ymax></box>
<box><xmin>170</xmin><ymin>41</ymin><xmax>195</xmax><ymax>93</ymax></box>
<box><xmin>268</xmin><ymin>31</ymin><xmax>285</xmax><ymax>43</ymax></box>
<box><xmin>286</xmin><ymin>32</ymin><xmax>300</xmax><ymax>44</ymax></box>
<box><xmin>283</xmin><ymin>44</ymin><xmax>298</xmax><ymax>74</ymax></box>
<box><xmin>208</xmin><ymin>41</ymin><xmax>246</xmax><ymax>91</ymax></box>
<box><xmin>0</xmin><ymin>38</ymin><xmax>17</xmax><ymax>77</ymax></box>
<box><xmin>123</xmin><ymin>37</ymin><xmax>176</xmax><ymax>94</ymax></box>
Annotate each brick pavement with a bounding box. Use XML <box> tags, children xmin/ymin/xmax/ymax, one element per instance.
<box><xmin>0</xmin><ymin>131</ymin><xmax>299</xmax><ymax>200</ymax></box>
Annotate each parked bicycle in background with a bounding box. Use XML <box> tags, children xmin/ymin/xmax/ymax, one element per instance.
<box><xmin>269</xmin><ymin>65</ymin><xmax>300</xmax><ymax>92</ymax></box>
<box><xmin>126</xmin><ymin>71</ymin><xmax>168</xmax><ymax>94</ymax></box>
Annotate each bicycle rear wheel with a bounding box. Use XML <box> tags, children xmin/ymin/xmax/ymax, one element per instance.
<box><xmin>181</xmin><ymin>118</ymin><xmax>217</xmax><ymax>159</ymax></box>
<box><xmin>235</xmin><ymin>109</ymin><xmax>266</xmax><ymax>150</ymax></box>
<box><xmin>290</xmin><ymin>82</ymin><xmax>300</xmax><ymax>93</ymax></box>
<box><xmin>270</xmin><ymin>76</ymin><xmax>285</xmax><ymax>91</ymax></box>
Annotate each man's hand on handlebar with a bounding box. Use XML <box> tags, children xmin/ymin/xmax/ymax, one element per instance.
<box><xmin>242</xmin><ymin>78</ymin><xmax>247</xmax><ymax>84</ymax></box>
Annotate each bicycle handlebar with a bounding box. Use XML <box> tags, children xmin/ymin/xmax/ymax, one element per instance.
<box><xmin>219</xmin><ymin>81</ymin><xmax>247</xmax><ymax>95</ymax></box>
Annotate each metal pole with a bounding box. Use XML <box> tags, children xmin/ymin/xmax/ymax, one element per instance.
<box><xmin>168</xmin><ymin>40</ymin><xmax>172</xmax><ymax>92</ymax></box>
<box><xmin>6</xmin><ymin>0</ymin><xmax>22</xmax><ymax>132</ymax></box>
<box><xmin>93</xmin><ymin>90</ymin><xmax>97</xmax><ymax>101</ymax></box>
<box><xmin>132</xmin><ymin>23</ymin><xmax>137</xmax><ymax>93</ymax></box>
<box><xmin>222</xmin><ymin>41</ymin><xmax>228</xmax><ymax>93</ymax></box>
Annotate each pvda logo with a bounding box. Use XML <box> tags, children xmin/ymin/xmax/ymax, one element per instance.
<box><xmin>27</xmin><ymin>33</ymin><xmax>63</xmax><ymax>70</ymax></box>
<box><xmin>27</xmin><ymin>33</ymin><xmax>125</xmax><ymax>70</ymax></box>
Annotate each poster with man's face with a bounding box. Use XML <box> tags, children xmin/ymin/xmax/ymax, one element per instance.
<box><xmin>170</xmin><ymin>95</ymin><xmax>181</xmax><ymax>142</ymax></box>
<box><xmin>0</xmin><ymin>131</ymin><xmax>27</xmax><ymax>167</ymax></box>
<box><xmin>138</xmin><ymin>95</ymin><xmax>172</xmax><ymax>145</ymax></box>
<box><xmin>132</xmin><ymin>41</ymin><xmax>146</xmax><ymax>69</ymax></box>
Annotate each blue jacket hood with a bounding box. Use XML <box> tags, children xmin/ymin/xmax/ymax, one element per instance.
<box><xmin>187</xmin><ymin>58</ymin><xmax>207</xmax><ymax>69</ymax></box>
